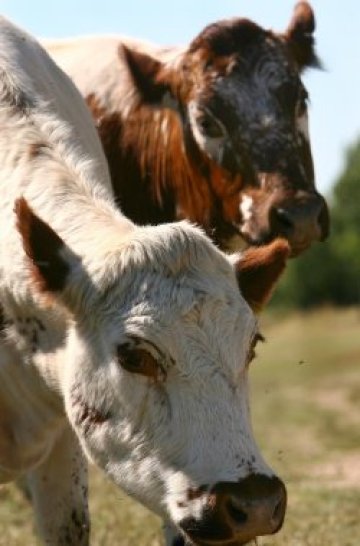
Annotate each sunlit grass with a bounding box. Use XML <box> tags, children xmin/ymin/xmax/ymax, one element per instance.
<box><xmin>0</xmin><ymin>308</ymin><xmax>359</xmax><ymax>544</ymax></box>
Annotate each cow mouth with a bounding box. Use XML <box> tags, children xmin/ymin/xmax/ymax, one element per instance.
<box><xmin>184</xmin><ymin>536</ymin><xmax>255</xmax><ymax>546</ymax></box>
<box><xmin>237</xmin><ymin>225</ymin><xmax>311</xmax><ymax>258</ymax></box>
<box><xmin>288</xmin><ymin>241</ymin><xmax>311</xmax><ymax>257</ymax></box>
<box><xmin>181</xmin><ymin>527</ymin><xmax>261</xmax><ymax>546</ymax></box>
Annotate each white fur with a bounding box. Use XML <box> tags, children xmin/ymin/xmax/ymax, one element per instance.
<box><xmin>42</xmin><ymin>34</ymin><xmax>183</xmax><ymax>117</ymax></box>
<box><xmin>240</xmin><ymin>194</ymin><xmax>254</xmax><ymax>223</ymax></box>
<box><xmin>0</xmin><ymin>18</ymin><xmax>278</xmax><ymax>545</ymax></box>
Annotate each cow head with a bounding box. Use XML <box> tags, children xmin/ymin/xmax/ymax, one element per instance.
<box><xmin>121</xmin><ymin>2</ymin><xmax>329</xmax><ymax>256</ymax></box>
<box><xmin>17</xmin><ymin>197</ymin><xmax>289</xmax><ymax>545</ymax></box>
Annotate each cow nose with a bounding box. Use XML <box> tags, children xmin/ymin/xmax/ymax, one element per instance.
<box><xmin>180</xmin><ymin>474</ymin><xmax>287</xmax><ymax>544</ymax></box>
<box><xmin>271</xmin><ymin>192</ymin><xmax>329</xmax><ymax>254</ymax></box>
<box><xmin>224</xmin><ymin>475</ymin><xmax>286</xmax><ymax>536</ymax></box>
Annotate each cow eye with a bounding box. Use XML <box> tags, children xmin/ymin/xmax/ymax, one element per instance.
<box><xmin>116</xmin><ymin>344</ymin><xmax>160</xmax><ymax>379</ymax></box>
<box><xmin>197</xmin><ymin>112</ymin><xmax>225</xmax><ymax>139</ymax></box>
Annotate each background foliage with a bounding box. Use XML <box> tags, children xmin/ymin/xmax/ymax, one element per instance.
<box><xmin>273</xmin><ymin>137</ymin><xmax>360</xmax><ymax>308</ymax></box>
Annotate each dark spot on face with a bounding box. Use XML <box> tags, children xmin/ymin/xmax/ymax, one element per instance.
<box><xmin>28</xmin><ymin>142</ymin><xmax>47</xmax><ymax>159</ymax></box>
<box><xmin>71</xmin><ymin>386</ymin><xmax>111</xmax><ymax>434</ymax></box>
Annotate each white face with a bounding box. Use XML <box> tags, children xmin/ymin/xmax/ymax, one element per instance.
<box><xmin>63</xmin><ymin>252</ymin><xmax>273</xmax><ymax>526</ymax></box>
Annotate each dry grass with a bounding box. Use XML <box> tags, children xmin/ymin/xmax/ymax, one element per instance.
<box><xmin>0</xmin><ymin>307</ymin><xmax>359</xmax><ymax>545</ymax></box>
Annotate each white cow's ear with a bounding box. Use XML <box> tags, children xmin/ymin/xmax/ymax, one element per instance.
<box><xmin>231</xmin><ymin>239</ymin><xmax>290</xmax><ymax>313</ymax></box>
<box><xmin>119</xmin><ymin>44</ymin><xmax>179</xmax><ymax>110</ymax></box>
<box><xmin>15</xmin><ymin>197</ymin><xmax>80</xmax><ymax>303</ymax></box>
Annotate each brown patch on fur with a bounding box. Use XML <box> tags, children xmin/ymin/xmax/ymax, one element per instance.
<box><xmin>14</xmin><ymin>197</ymin><xmax>69</xmax><ymax>293</ymax></box>
<box><xmin>189</xmin><ymin>18</ymin><xmax>264</xmax><ymax>58</ymax></box>
<box><xmin>28</xmin><ymin>142</ymin><xmax>47</xmax><ymax>159</ymax></box>
<box><xmin>119</xmin><ymin>45</ymin><xmax>174</xmax><ymax>105</ymax></box>
<box><xmin>83</xmin><ymin>8</ymin><xmax>325</xmax><ymax>253</ymax></box>
<box><xmin>285</xmin><ymin>2</ymin><xmax>320</xmax><ymax>69</ymax></box>
<box><xmin>236</xmin><ymin>239</ymin><xmax>290</xmax><ymax>312</ymax></box>
<box><xmin>71</xmin><ymin>390</ymin><xmax>110</xmax><ymax>434</ymax></box>
<box><xmin>86</xmin><ymin>94</ymin><xmax>243</xmax><ymax>245</ymax></box>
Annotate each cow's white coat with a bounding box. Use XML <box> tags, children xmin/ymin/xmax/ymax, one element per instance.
<box><xmin>0</xmin><ymin>17</ymin><xmax>277</xmax><ymax>546</ymax></box>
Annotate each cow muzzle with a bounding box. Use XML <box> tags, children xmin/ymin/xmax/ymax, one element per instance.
<box><xmin>178</xmin><ymin>474</ymin><xmax>287</xmax><ymax>545</ymax></box>
<box><xmin>269</xmin><ymin>191</ymin><xmax>329</xmax><ymax>256</ymax></box>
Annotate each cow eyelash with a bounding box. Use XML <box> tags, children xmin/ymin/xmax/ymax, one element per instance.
<box><xmin>116</xmin><ymin>341</ymin><xmax>167</xmax><ymax>381</ymax></box>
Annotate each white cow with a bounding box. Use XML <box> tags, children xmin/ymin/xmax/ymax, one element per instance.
<box><xmin>0</xmin><ymin>17</ymin><xmax>289</xmax><ymax>546</ymax></box>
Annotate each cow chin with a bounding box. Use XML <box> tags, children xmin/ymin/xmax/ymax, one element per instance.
<box><xmin>183</xmin><ymin>533</ymin><xmax>254</xmax><ymax>546</ymax></box>
<box><xmin>238</xmin><ymin>222</ymin><xmax>311</xmax><ymax>258</ymax></box>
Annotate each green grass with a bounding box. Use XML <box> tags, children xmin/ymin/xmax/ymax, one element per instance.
<box><xmin>0</xmin><ymin>308</ymin><xmax>359</xmax><ymax>545</ymax></box>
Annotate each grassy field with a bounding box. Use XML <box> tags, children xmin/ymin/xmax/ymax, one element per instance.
<box><xmin>0</xmin><ymin>307</ymin><xmax>359</xmax><ymax>545</ymax></box>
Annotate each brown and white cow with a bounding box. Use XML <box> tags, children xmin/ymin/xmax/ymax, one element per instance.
<box><xmin>45</xmin><ymin>1</ymin><xmax>329</xmax><ymax>256</ymax></box>
<box><xmin>0</xmin><ymin>17</ymin><xmax>290</xmax><ymax>546</ymax></box>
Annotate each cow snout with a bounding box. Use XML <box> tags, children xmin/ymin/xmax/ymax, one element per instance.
<box><xmin>179</xmin><ymin>474</ymin><xmax>287</xmax><ymax>545</ymax></box>
<box><xmin>271</xmin><ymin>192</ymin><xmax>329</xmax><ymax>255</ymax></box>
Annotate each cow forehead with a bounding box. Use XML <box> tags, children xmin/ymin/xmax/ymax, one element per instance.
<box><xmin>105</xmin><ymin>270</ymin><xmax>256</xmax><ymax>373</ymax></box>
<box><xmin>195</xmin><ymin>38</ymin><xmax>299</xmax><ymax>111</ymax></box>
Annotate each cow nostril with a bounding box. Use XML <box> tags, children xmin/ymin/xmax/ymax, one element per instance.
<box><xmin>272</xmin><ymin>498</ymin><xmax>284</xmax><ymax>524</ymax></box>
<box><xmin>274</xmin><ymin>207</ymin><xmax>294</xmax><ymax>232</ymax></box>
<box><xmin>226</xmin><ymin>498</ymin><xmax>248</xmax><ymax>525</ymax></box>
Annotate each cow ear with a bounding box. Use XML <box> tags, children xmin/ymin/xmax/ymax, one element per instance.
<box><xmin>119</xmin><ymin>45</ymin><xmax>178</xmax><ymax>110</ymax></box>
<box><xmin>231</xmin><ymin>239</ymin><xmax>290</xmax><ymax>313</ymax></box>
<box><xmin>285</xmin><ymin>2</ymin><xmax>321</xmax><ymax>70</ymax></box>
<box><xmin>15</xmin><ymin>198</ymin><xmax>80</xmax><ymax>302</ymax></box>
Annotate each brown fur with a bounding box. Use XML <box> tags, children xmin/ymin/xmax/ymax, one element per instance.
<box><xmin>87</xmin><ymin>94</ymin><xmax>246</xmax><ymax>245</ymax></box>
<box><xmin>285</xmin><ymin>1</ymin><xmax>321</xmax><ymax>69</ymax></box>
<box><xmin>79</xmin><ymin>3</ymin><xmax>328</xmax><ymax>254</ymax></box>
<box><xmin>236</xmin><ymin>239</ymin><xmax>290</xmax><ymax>312</ymax></box>
<box><xmin>28</xmin><ymin>142</ymin><xmax>47</xmax><ymax>160</ymax></box>
<box><xmin>15</xmin><ymin>198</ymin><xmax>70</xmax><ymax>293</ymax></box>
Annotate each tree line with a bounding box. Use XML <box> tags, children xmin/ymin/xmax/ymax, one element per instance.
<box><xmin>272</xmin><ymin>137</ymin><xmax>360</xmax><ymax>309</ymax></box>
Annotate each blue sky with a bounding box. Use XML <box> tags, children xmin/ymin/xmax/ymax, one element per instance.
<box><xmin>1</xmin><ymin>0</ymin><xmax>359</xmax><ymax>195</ymax></box>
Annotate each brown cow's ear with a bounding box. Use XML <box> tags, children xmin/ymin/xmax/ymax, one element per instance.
<box><xmin>119</xmin><ymin>45</ymin><xmax>178</xmax><ymax>110</ymax></box>
<box><xmin>232</xmin><ymin>239</ymin><xmax>290</xmax><ymax>313</ymax></box>
<box><xmin>15</xmin><ymin>198</ymin><xmax>80</xmax><ymax>301</ymax></box>
<box><xmin>285</xmin><ymin>2</ymin><xmax>321</xmax><ymax>70</ymax></box>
